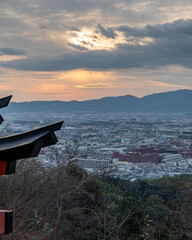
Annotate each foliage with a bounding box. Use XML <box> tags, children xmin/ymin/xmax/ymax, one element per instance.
<box><xmin>0</xmin><ymin>157</ymin><xmax>192</xmax><ymax>239</ymax></box>
<box><xmin>100</xmin><ymin>175</ymin><xmax>192</xmax><ymax>240</ymax></box>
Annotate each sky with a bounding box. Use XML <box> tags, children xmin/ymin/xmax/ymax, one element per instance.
<box><xmin>1</xmin><ymin>0</ymin><xmax>192</xmax><ymax>102</ymax></box>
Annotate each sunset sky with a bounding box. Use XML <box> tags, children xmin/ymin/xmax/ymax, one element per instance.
<box><xmin>1</xmin><ymin>0</ymin><xmax>192</xmax><ymax>102</ymax></box>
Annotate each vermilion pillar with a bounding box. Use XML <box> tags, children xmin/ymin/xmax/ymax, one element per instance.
<box><xmin>0</xmin><ymin>210</ymin><xmax>12</xmax><ymax>235</ymax></box>
<box><xmin>0</xmin><ymin>161</ymin><xmax>16</xmax><ymax>175</ymax></box>
<box><xmin>0</xmin><ymin>162</ymin><xmax>7</xmax><ymax>175</ymax></box>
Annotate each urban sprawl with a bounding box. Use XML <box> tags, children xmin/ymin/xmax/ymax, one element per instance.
<box><xmin>4</xmin><ymin>111</ymin><xmax>192</xmax><ymax>181</ymax></box>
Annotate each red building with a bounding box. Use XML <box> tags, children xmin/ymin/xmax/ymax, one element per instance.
<box><xmin>113</xmin><ymin>147</ymin><xmax>160</xmax><ymax>164</ymax></box>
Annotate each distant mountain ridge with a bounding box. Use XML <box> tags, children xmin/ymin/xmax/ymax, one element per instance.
<box><xmin>2</xmin><ymin>89</ymin><xmax>192</xmax><ymax>113</ymax></box>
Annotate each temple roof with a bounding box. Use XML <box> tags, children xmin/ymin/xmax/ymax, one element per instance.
<box><xmin>0</xmin><ymin>121</ymin><xmax>63</xmax><ymax>161</ymax></box>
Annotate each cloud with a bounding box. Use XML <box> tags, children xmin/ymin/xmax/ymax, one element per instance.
<box><xmin>75</xmin><ymin>83</ymin><xmax>109</xmax><ymax>88</ymax></box>
<box><xmin>0</xmin><ymin>0</ymin><xmax>192</xmax><ymax>60</ymax></box>
<box><xmin>68</xmin><ymin>43</ymin><xmax>88</xmax><ymax>51</ymax></box>
<box><xmin>145</xmin><ymin>80</ymin><xmax>192</xmax><ymax>89</ymax></box>
<box><xmin>117</xmin><ymin>19</ymin><xmax>192</xmax><ymax>38</ymax></box>
<box><xmin>2</xmin><ymin>19</ymin><xmax>192</xmax><ymax>72</ymax></box>
<box><xmin>0</xmin><ymin>47</ymin><xmax>27</xmax><ymax>56</ymax></box>
<box><xmin>42</xmin><ymin>92</ymin><xmax>74</xmax><ymax>95</ymax></box>
<box><xmin>97</xmin><ymin>24</ymin><xmax>117</xmax><ymax>39</ymax></box>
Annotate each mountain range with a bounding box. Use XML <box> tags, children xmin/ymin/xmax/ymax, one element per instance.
<box><xmin>2</xmin><ymin>89</ymin><xmax>192</xmax><ymax>113</ymax></box>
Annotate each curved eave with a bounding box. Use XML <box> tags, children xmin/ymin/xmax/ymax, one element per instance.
<box><xmin>0</xmin><ymin>95</ymin><xmax>12</xmax><ymax>109</ymax></box>
<box><xmin>0</xmin><ymin>121</ymin><xmax>64</xmax><ymax>161</ymax></box>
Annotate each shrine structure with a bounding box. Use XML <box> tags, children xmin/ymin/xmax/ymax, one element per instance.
<box><xmin>0</xmin><ymin>95</ymin><xmax>63</xmax><ymax>235</ymax></box>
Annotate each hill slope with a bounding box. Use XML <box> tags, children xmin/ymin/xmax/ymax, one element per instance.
<box><xmin>3</xmin><ymin>89</ymin><xmax>192</xmax><ymax>113</ymax></box>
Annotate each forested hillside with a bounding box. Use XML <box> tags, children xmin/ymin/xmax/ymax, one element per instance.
<box><xmin>0</xmin><ymin>159</ymin><xmax>191</xmax><ymax>240</ymax></box>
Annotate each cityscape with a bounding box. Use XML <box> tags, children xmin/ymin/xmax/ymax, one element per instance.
<box><xmin>4</xmin><ymin>111</ymin><xmax>192</xmax><ymax>181</ymax></box>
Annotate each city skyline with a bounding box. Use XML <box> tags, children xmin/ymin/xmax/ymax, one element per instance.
<box><xmin>1</xmin><ymin>0</ymin><xmax>192</xmax><ymax>101</ymax></box>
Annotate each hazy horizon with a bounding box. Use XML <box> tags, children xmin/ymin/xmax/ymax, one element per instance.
<box><xmin>8</xmin><ymin>88</ymin><xmax>190</xmax><ymax>103</ymax></box>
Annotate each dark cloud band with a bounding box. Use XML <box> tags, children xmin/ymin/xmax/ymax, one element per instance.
<box><xmin>0</xmin><ymin>47</ymin><xmax>27</xmax><ymax>56</ymax></box>
<box><xmin>1</xmin><ymin>19</ymin><xmax>192</xmax><ymax>71</ymax></box>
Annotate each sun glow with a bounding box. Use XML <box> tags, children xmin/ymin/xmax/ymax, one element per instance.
<box><xmin>70</xmin><ymin>29</ymin><xmax>125</xmax><ymax>50</ymax></box>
